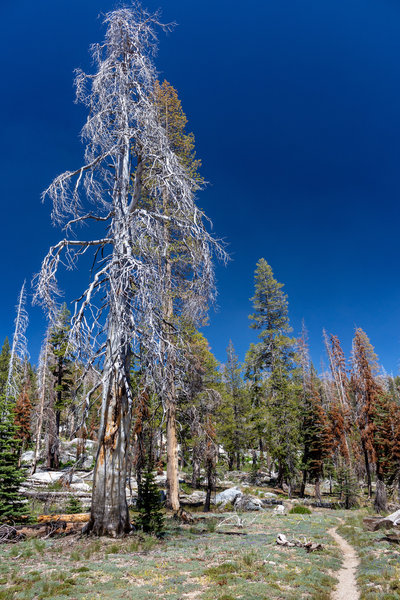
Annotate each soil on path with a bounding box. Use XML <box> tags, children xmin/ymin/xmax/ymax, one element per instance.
<box><xmin>328</xmin><ymin>526</ymin><xmax>360</xmax><ymax>600</ymax></box>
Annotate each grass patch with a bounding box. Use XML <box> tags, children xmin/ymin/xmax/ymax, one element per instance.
<box><xmin>338</xmin><ymin>512</ymin><xmax>400</xmax><ymax>599</ymax></box>
<box><xmin>0</xmin><ymin>504</ymin><xmax>389</xmax><ymax>600</ymax></box>
<box><xmin>289</xmin><ymin>505</ymin><xmax>312</xmax><ymax>514</ymax></box>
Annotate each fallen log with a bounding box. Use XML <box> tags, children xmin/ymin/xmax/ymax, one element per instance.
<box><xmin>38</xmin><ymin>513</ymin><xmax>90</xmax><ymax>523</ymax></box>
<box><xmin>380</xmin><ymin>533</ymin><xmax>400</xmax><ymax>544</ymax></box>
<box><xmin>22</xmin><ymin>490</ymin><xmax>91</xmax><ymax>500</ymax></box>
<box><xmin>0</xmin><ymin>520</ymin><xmax>84</xmax><ymax>542</ymax></box>
<box><xmin>363</xmin><ymin>509</ymin><xmax>400</xmax><ymax>532</ymax></box>
<box><xmin>276</xmin><ymin>533</ymin><xmax>323</xmax><ymax>552</ymax></box>
<box><xmin>172</xmin><ymin>508</ymin><xmax>195</xmax><ymax>524</ymax></box>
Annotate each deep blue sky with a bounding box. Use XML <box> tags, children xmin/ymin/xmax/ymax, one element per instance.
<box><xmin>1</xmin><ymin>0</ymin><xmax>400</xmax><ymax>372</ymax></box>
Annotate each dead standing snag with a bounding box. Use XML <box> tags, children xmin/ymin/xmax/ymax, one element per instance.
<box><xmin>34</xmin><ymin>5</ymin><xmax>225</xmax><ymax>536</ymax></box>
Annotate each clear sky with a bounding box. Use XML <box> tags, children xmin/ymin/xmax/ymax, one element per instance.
<box><xmin>1</xmin><ymin>0</ymin><xmax>400</xmax><ymax>373</ymax></box>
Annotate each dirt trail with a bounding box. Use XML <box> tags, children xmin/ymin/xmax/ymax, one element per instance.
<box><xmin>328</xmin><ymin>526</ymin><xmax>360</xmax><ymax>600</ymax></box>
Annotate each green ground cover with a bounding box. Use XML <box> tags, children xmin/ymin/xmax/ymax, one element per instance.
<box><xmin>337</xmin><ymin>512</ymin><xmax>400</xmax><ymax>600</ymax></box>
<box><xmin>0</xmin><ymin>508</ymin><xmax>398</xmax><ymax>600</ymax></box>
<box><xmin>0</xmin><ymin>509</ymin><xmax>341</xmax><ymax>600</ymax></box>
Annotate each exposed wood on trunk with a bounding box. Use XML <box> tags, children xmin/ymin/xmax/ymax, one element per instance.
<box><xmin>374</xmin><ymin>478</ymin><xmax>388</xmax><ymax>513</ymax></box>
<box><xmin>31</xmin><ymin>337</ymin><xmax>49</xmax><ymax>475</ymax></box>
<box><xmin>166</xmin><ymin>396</ymin><xmax>179</xmax><ymax>510</ymax></box>
<box><xmin>86</xmin><ymin>339</ymin><xmax>132</xmax><ymax>536</ymax></box>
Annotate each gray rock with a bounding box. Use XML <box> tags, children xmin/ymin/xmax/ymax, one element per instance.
<box><xmin>70</xmin><ymin>482</ymin><xmax>91</xmax><ymax>493</ymax></box>
<box><xmin>215</xmin><ymin>486</ymin><xmax>242</xmax><ymax>506</ymax></box>
<box><xmin>155</xmin><ymin>474</ymin><xmax>167</xmax><ymax>485</ymax></box>
<box><xmin>20</xmin><ymin>451</ymin><xmax>35</xmax><ymax>465</ymax></box>
<box><xmin>180</xmin><ymin>491</ymin><xmax>206</xmax><ymax>505</ymax></box>
<box><xmin>273</xmin><ymin>504</ymin><xmax>286</xmax><ymax>515</ymax></box>
<box><xmin>28</xmin><ymin>471</ymin><xmax>64</xmax><ymax>484</ymax></box>
<box><xmin>234</xmin><ymin>494</ymin><xmax>263</xmax><ymax>511</ymax></box>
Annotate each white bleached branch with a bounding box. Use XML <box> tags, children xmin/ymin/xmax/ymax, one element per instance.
<box><xmin>6</xmin><ymin>281</ymin><xmax>29</xmax><ymax>401</ymax></box>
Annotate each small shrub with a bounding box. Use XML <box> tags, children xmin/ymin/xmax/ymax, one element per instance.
<box><xmin>289</xmin><ymin>505</ymin><xmax>312</xmax><ymax>514</ymax></box>
<box><xmin>205</xmin><ymin>562</ymin><xmax>238</xmax><ymax>580</ymax></box>
<box><xmin>129</xmin><ymin>539</ymin><xmax>140</xmax><ymax>552</ymax></box>
<box><xmin>180</xmin><ymin>482</ymin><xmax>193</xmax><ymax>494</ymax></box>
<box><xmin>71</xmin><ymin>566</ymin><xmax>90</xmax><ymax>573</ymax></box>
<box><xmin>206</xmin><ymin>518</ymin><xmax>218</xmax><ymax>533</ymax></box>
<box><xmin>241</xmin><ymin>550</ymin><xmax>257</xmax><ymax>567</ymax></box>
<box><xmin>141</xmin><ymin>535</ymin><xmax>157</xmax><ymax>552</ymax></box>
<box><xmin>33</xmin><ymin>538</ymin><xmax>46</xmax><ymax>554</ymax></box>
<box><xmin>65</xmin><ymin>497</ymin><xmax>83</xmax><ymax>514</ymax></box>
<box><xmin>47</xmin><ymin>480</ymin><xmax>63</xmax><ymax>492</ymax></box>
<box><xmin>136</xmin><ymin>466</ymin><xmax>164</xmax><ymax>536</ymax></box>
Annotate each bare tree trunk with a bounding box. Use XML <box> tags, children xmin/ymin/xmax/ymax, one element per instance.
<box><xmin>252</xmin><ymin>449</ymin><xmax>257</xmax><ymax>470</ymax></box>
<box><xmin>228</xmin><ymin>454</ymin><xmax>234</xmax><ymax>471</ymax></box>
<box><xmin>362</xmin><ymin>441</ymin><xmax>372</xmax><ymax>498</ymax></box>
<box><xmin>46</xmin><ymin>397</ymin><xmax>60</xmax><ymax>470</ymax></box>
<box><xmin>300</xmin><ymin>469</ymin><xmax>307</xmax><ymax>498</ymax></box>
<box><xmin>191</xmin><ymin>445</ymin><xmax>201</xmax><ymax>489</ymax></box>
<box><xmin>163</xmin><ymin>198</ymin><xmax>180</xmax><ymax>512</ymax></box>
<box><xmin>166</xmin><ymin>394</ymin><xmax>179</xmax><ymax>510</ymax></box>
<box><xmin>204</xmin><ymin>457</ymin><xmax>215</xmax><ymax>512</ymax></box>
<box><xmin>315</xmin><ymin>478</ymin><xmax>322</xmax><ymax>504</ymax></box>
<box><xmin>31</xmin><ymin>385</ymin><xmax>46</xmax><ymax>475</ymax></box>
<box><xmin>277</xmin><ymin>462</ymin><xmax>284</xmax><ymax>489</ymax></box>
<box><xmin>374</xmin><ymin>478</ymin><xmax>388</xmax><ymax>514</ymax></box>
<box><xmin>86</xmin><ymin>339</ymin><xmax>132</xmax><ymax>536</ymax></box>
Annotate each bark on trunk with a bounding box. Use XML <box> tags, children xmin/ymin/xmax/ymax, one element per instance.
<box><xmin>85</xmin><ymin>333</ymin><xmax>132</xmax><ymax>537</ymax></box>
<box><xmin>252</xmin><ymin>449</ymin><xmax>257</xmax><ymax>470</ymax></box>
<box><xmin>315</xmin><ymin>478</ymin><xmax>322</xmax><ymax>503</ymax></box>
<box><xmin>300</xmin><ymin>469</ymin><xmax>307</xmax><ymax>498</ymax></box>
<box><xmin>166</xmin><ymin>397</ymin><xmax>180</xmax><ymax>510</ymax></box>
<box><xmin>46</xmin><ymin>400</ymin><xmax>60</xmax><ymax>470</ymax></box>
<box><xmin>277</xmin><ymin>462</ymin><xmax>284</xmax><ymax>489</ymax></box>
<box><xmin>31</xmin><ymin>367</ymin><xmax>47</xmax><ymax>476</ymax></box>
<box><xmin>191</xmin><ymin>447</ymin><xmax>201</xmax><ymax>489</ymax></box>
<box><xmin>362</xmin><ymin>440</ymin><xmax>372</xmax><ymax>498</ymax></box>
<box><xmin>204</xmin><ymin>457</ymin><xmax>215</xmax><ymax>512</ymax></box>
<box><xmin>236</xmin><ymin>452</ymin><xmax>241</xmax><ymax>471</ymax></box>
<box><xmin>374</xmin><ymin>478</ymin><xmax>388</xmax><ymax>514</ymax></box>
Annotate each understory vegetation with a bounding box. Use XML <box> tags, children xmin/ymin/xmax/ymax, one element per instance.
<box><xmin>1</xmin><ymin>3</ymin><xmax>400</xmax><ymax>599</ymax></box>
<box><xmin>0</xmin><ymin>510</ymin><xmax>343</xmax><ymax>600</ymax></box>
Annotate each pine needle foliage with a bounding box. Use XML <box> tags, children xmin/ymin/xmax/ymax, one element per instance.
<box><xmin>0</xmin><ymin>395</ymin><xmax>27</xmax><ymax>523</ymax></box>
<box><xmin>136</xmin><ymin>465</ymin><xmax>165</xmax><ymax>536</ymax></box>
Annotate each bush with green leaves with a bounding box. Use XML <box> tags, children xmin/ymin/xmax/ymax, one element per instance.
<box><xmin>289</xmin><ymin>504</ymin><xmax>312</xmax><ymax>514</ymax></box>
<box><xmin>335</xmin><ymin>466</ymin><xmax>359</xmax><ymax>509</ymax></box>
<box><xmin>65</xmin><ymin>497</ymin><xmax>83</xmax><ymax>514</ymax></box>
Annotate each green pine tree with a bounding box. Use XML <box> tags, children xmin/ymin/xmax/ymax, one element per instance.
<box><xmin>248</xmin><ymin>259</ymin><xmax>300</xmax><ymax>491</ymax></box>
<box><xmin>218</xmin><ymin>341</ymin><xmax>250</xmax><ymax>471</ymax></box>
<box><xmin>0</xmin><ymin>339</ymin><xmax>11</xmax><ymax>397</ymax></box>
<box><xmin>0</xmin><ymin>394</ymin><xmax>27</xmax><ymax>523</ymax></box>
<box><xmin>49</xmin><ymin>303</ymin><xmax>74</xmax><ymax>435</ymax></box>
<box><xmin>136</xmin><ymin>465</ymin><xmax>165</xmax><ymax>536</ymax></box>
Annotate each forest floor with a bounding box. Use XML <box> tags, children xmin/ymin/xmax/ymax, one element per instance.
<box><xmin>1</xmin><ymin>506</ymin><xmax>399</xmax><ymax>600</ymax></box>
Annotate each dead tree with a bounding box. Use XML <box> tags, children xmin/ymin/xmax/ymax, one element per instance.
<box><xmin>34</xmin><ymin>6</ymin><xmax>224</xmax><ymax>536</ymax></box>
<box><xmin>31</xmin><ymin>330</ymin><xmax>50</xmax><ymax>475</ymax></box>
<box><xmin>5</xmin><ymin>282</ymin><xmax>29</xmax><ymax>402</ymax></box>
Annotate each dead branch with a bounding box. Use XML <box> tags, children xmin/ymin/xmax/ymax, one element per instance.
<box><xmin>276</xmin><ymin>533</ymin><xmax>324</xmax><ymax>552</ymax></box>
